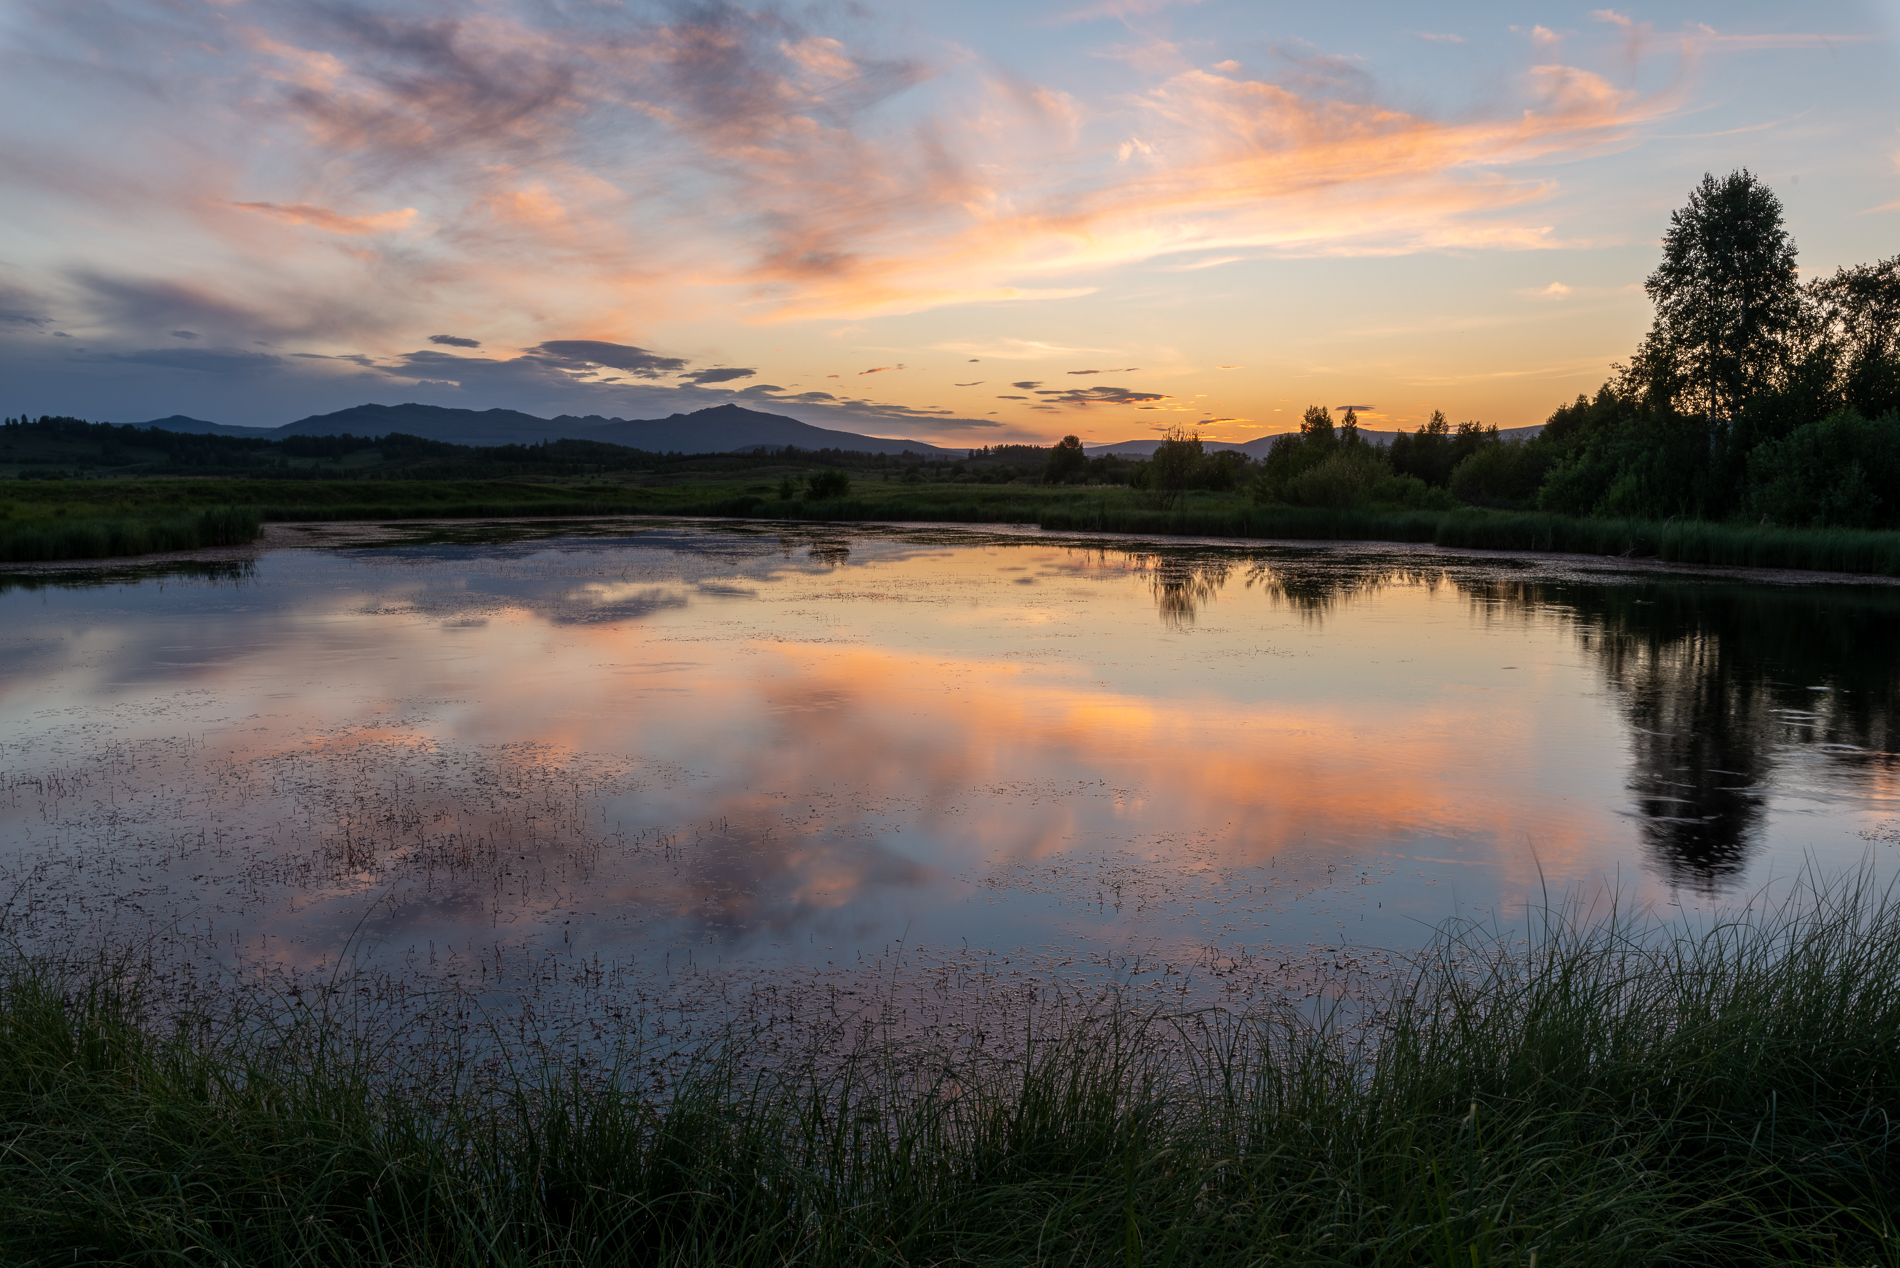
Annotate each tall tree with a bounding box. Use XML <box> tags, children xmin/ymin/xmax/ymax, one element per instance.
<box><xmin>1811</xmin><ymin>255</ymin><xmax>1900</xmax><ymax>359</ymax></box>
<box><xmin>1298</xmin><ymin>405</ymin><xmax>1335</xmax><ymax>448</ymax></box>
<box><xmin>1644</xmin><ymin>170</ymin><xmax>1802</xmax><ymax>425</ymax></box>
<box><xmin>1148</xmin><ymin>426</ymin><xmax>1204</xmax><ymax>508</ymax></box>
<box><xmin>1811</xmin><ymin>255</ymin><xmax>1900</xmax><ymax>417</ymax></box>
<box><xmin>1042</xmin><ymin>434</ymin><xmax>1088</xmax><ymax>483</ymax></box>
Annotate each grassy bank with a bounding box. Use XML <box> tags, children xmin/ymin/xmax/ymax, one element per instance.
<box><xmin>0</xmin><ymin>506</ymin><xmax>260</xmax><ymax>563</ymax></box>
<box><xmin>6</xmin><ymin>882</ymin><xmax>1900</xmax><ymax>1265</ymax></box>
<box><xmin>1034</xmin><ymin>503</ymin><xmax>1900</xmax><ymax>574</ymax></box>
<box><xmin>8</xmin><ymin>474</ymin><xmax>1900</xmax><ymax>577</ymax></box>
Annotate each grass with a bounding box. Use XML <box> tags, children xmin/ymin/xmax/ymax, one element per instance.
<box><xmin>1430</xmin><ymin>511</ymin><xmax>1900</xmax><ymax>575</ymax></box>
<box><xmin>6</xmin><ymin>877</ymin><xmax>1900</xmax><ymax>1265</ymax></box>
<box><xmin>8</xmin><ymin>473</ymin><xmax>1900</xmax><ymax>578</ymax></box>
<box><xmin>0</xmin><ymin>506</ymin><xmax>259</xmax><ymax>562</ymax></box>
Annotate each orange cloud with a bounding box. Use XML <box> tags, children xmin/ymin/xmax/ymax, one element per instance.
<box><xmin>745</xmin><ymin>56</ymin><xmax>1686</xmax><ymax>319</ymax></box>
<box><xmin>195</xmin><ymin>6</ymin><xmax>1700</xmax><ymax>332</ymax></box>
<box><xmin>229</xmin><ymin>201</ymin><xmax>419</xmax><ymax>235</ymax></box>
<box><xmin>6</xmin><ymin>0</ymin><xmax>1855</xmax><ymax>376</ymax></box>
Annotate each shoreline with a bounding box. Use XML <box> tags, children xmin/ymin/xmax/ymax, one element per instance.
<box><xmin>4</xmin><ymin>511</ymin><xmax>1899</xmax><ymax>589</ymax></box>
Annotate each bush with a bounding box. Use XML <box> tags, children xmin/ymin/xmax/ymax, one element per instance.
<box><xmin>1449</xmin><ymin>440</ymin><xmax>1550</xmax><ymax>508</ymax></box>
<box><xmin>805</xmin><ymin>469</ymin><xmax>851</xmax><ymax>499</ymax></box>
<box><xmin>1274</xmin><ymin>447</ymin><xmax>1391</xmax><ymax>509</ymax></box>
<box><xmin>1745</xmin><ymin>408</ymin><xmax>1900</xmax><ymax>529</ymax></box>
<box><xmin>1372</xmin><ymin>471</ymin><xmax>1458</xmax><ymax>511</ymax></box>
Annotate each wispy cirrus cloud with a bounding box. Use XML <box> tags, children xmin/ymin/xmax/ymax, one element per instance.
<box><xmin>228</xmin><ymin>202</ymin><xmax>419</xmax><ymax>236</ymax></box>
<box><xmin>5</xmin><ymin>0</ymin><xmax>1718</xmax><ymax>342</ymax></box>
<box><xmin>0</xmin><ymin>0</ymin><xmax>1877</xmax><ymax>441</ymax></box>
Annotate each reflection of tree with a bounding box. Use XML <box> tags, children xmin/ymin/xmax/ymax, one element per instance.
<box><xmin>1100</xmin><ymin>538</ymin><xmax>1896</xmax><ymax>890</ymax></box>
<box><xmin>1123</xmin><ymin>550</ymin><xmax>1449</xmax><ymax>628</ymax></box>
<box><xmin>1485</xmin><ymin>581</ymin><xmax>1900</xmax><ymax>891</ymax></box>
<box><xmin>809</xmin><ymin>541</ymin><xmax>851</xmax><ymax>568</ymax></box>
<box><xmin>0</xmin><ymin>559</ymin><xmax>254</xmax><ymax>595</ymax></box>
<box><xmin>1126</xmin><ymin>538</ymin><xmax>1898</xmax><ymax>890</ymax></box>
<box><xmin>1124</xmin><ymin>553</ymin><xmax>1231</xmax><ymax>628</ymax></box>
<box><xmin>1242</xmin><ymin>561</ymin><xmax>1443</xmax><ymax>621</ymax></box>
<box><xmin>1601</xmin><ymin>625</ymin><xmax>1774</xmax><ymax>887</ymax></box>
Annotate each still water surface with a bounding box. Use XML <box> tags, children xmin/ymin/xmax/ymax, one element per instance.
<box><xmin>2</xmin><ymin>522</ymin><xmax>1896</xmax><ymax>1038</ymax></box>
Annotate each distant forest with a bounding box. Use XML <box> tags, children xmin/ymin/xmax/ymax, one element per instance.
<box><xmin>8</xmin><ymin>171</ymin><xmax>1895</xmax><ymax>528</ymax></box>
<box><xmin>0</xmin><ymin>414</ymin><xmax>1147</xmax><ymax>487</ymax></box>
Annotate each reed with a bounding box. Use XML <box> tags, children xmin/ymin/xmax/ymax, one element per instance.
<box><xmin>0</xmin><ymin>506</ymin><xmax>260</xmax><ymax>562</ymax></box>
<box><xmin>1036</xmin><ymin>502</ymin><xmax>1445</xmax><ymax>542</ymax></box>
<box><xmin>5</xmin><ymin>874</ymin><xmax>1900</xmax><ymax>1264</ymax></box>
<box><xmin>1432</xmin><ymin>511</ymin><xmax>1900</xmax><ymax>574</ymax></box>
<box><xmin>9</xmin><ymin>474</ymin><xmax>1900</xmax><ymax>578</ymax></box>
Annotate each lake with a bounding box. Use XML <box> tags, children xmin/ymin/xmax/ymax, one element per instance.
<box><xmin>2</xmin><ymin>521</ymin><xmax>1896</xmax><ymax>1050</ymax></box>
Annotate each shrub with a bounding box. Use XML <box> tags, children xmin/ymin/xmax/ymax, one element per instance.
<box><xmin>805</xmin><ymin>469</ymin><xmax>851</xmax><ymax>499</ymax></box>
<box><xmin>1449</xmin><ymin>440</ymin><xmax>1551</xmax><ymax>508</ymax></box>
<box><xmin>1277</xmin><ymin>447</ymin><xmax>1391</xmax><ymax>509</ymax></box>
<box><xmin>1745</xmin><ymin>408</ymin><xmax>1900</xmax><ymax>529</ymax></box>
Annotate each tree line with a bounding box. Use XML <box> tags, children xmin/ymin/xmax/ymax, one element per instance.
<box><xmin>14</xmin><ymin>174</ymin><xmax>1894</xmax><ymax>530</ymax></box>
<box><xmin>1041</xmin><ymin>170</ymin><xmax>1900</xmax><ymax>528</ymax></box>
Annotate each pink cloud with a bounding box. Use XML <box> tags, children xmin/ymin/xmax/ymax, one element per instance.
<box><xmin>3</xmin><ymin>0</ymin><xmax>1860</xmax><ymax>360</ymax></box>
<box><xmin>229</xmin><ymin>202</ymin><xmax>417</xmax><ymax>235</ymax></box>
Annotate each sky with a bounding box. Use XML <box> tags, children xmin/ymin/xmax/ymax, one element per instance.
<box><xmin>2</xmin><ymin>1</ymin><xmax>1897</xmax><ymax>445</ymax></box>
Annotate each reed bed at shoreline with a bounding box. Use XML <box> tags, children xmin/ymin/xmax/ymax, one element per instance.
<box><xmin>0</xmin><ymin>506</ymin><xmax>260</xmax><ymax>562</ymax></box>
<box><xmin>6</xmin><ymin>878</ymin><xmax>1900</xmax><ymax>1265</ymax></box>
<box><xmin>7</xmin><ymin>472</ymin><xmax>1900</xmax><ymax>577</ymax></box>
<box><xmin>1028</xmin><ymin>503</ymin><xmax>1900</xmax><ymax>576</ymax></box>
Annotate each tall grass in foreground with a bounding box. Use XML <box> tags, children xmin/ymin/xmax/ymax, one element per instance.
<box><xmin>0</xmin><ymin>506</ymin><xmax>259</xmax><ymax>562</ymax></box>
<box><xmin>7</xmin><ymin>878</ymin><xmax>1900</xmax><ymax>1265</ymax></box>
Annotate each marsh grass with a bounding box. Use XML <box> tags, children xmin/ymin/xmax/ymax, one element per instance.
<box><xmin>0</xmin><ymin>506</ymin><xmax>260</xmax><ymax>562</ymax></box>
<box><xmin>10</xmin><ymin>471</ymin><xmax>1900</xmax><ymax>578</ymax></box>
<box><xmin>1037</xmin><ymin>504</ymin><xmax>1900</xmax><ymax>576</ymax></box>
<box><xmin>6</xmin><ymin>875</ymin><xmax>1900</xmax><ymax>1265</ymax></box>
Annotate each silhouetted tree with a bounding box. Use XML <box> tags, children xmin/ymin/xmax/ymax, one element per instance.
<box><xmin>1643</xmin><ymin>169</ymin><xmax>1802</xmax><ymax>425</ymax></box>
<box><xmin>1298</xmin><ymin>405</ymin><xmax>1335</xmax><ymax>448</ymax></box>
<box><xmin>1147</xmin><ymin>427</ymin><xmax>1203</xmax><ymax>508</ymax></box>
<box><xmin>1390</xmin><ymin>411</ymin><xmax>1498</xmax><ymax>488</ymax></box>
<box><xmin>1812</xmin><ymin>255</ymin><xmax>1900</xmax><ymax>418</ymax></box>
<box><xmin>1042</xmin><ymin>434</ymin><xmax>1088</xmax><ymax>484</ymax></box>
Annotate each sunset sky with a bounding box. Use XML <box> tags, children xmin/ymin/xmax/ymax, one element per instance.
<box><xmin>3</xmin><ymin>0</ymin><xmax>1896</xmax><ymax>445</ymax></box>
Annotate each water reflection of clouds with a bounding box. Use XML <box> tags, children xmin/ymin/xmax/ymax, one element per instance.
<box><xmin>564</xmin><ymin>582</ymin><xmax>693</xmax><ymax>622</ymax></box>
<box><xmin>601</xmin><ymin>820</ymin><xmax>931</xmax><ymax>938</ymax></box>
<box><xmin>3</xmin><ymin>528</ymin><xmax>1897</xmax><ymax>1008</ymax></box>
<box><xmin>1094</xmin><ymin>551</ymin><xmax>1899</xmax><ymax>891</ymax></box>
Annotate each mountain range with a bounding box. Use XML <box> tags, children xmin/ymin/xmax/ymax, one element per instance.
<box><xmin>124</xmin><ymin>402</ymin><xmax>955</xmax><ymax>457</ymax></box>
<box><xmin>124</xmin><ymin>402</ymin><xmax>1542</xmax><ymax>458</ymax></box>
